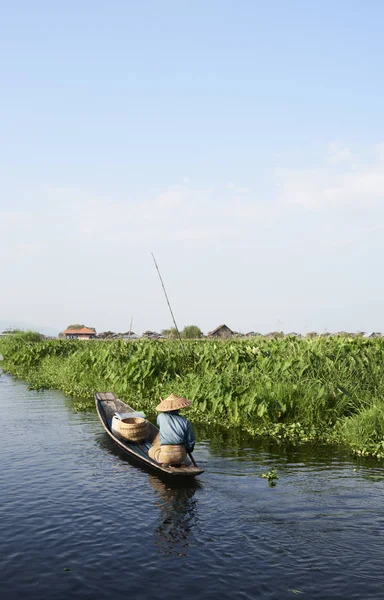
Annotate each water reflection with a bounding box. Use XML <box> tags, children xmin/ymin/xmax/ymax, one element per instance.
<box><xmin>195</xmin><ymin>420</ymin><xmax>372</xmax><ymax>468</ymax></box>
<box><xmin>148</xmin><ymin>475</ymin><xmax>200</xmax><ymax>556</ymax></box>
<box><xmin>95</xmin><ymin>427</ymin><xmax>201</xmax><ymax>556</ymax></box>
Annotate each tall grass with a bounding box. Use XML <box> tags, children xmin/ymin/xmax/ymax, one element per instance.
<box><xmin>1</xmin><ymin>333</ymin><xmax>384</xmax><ymax>457</ymax></box>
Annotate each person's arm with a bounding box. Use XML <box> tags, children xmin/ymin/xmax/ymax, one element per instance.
<box><xmin>185</xmin><ymin>421</ymin><xmax>195</xmax><ymax>453</ymax></box>
<box><xmin>156</xmin><ymin>412</ymin><xmax>165</xmax><ymax>444</ymax></box>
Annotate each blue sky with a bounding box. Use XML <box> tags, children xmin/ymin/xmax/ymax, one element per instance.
<box><xmin>1</xmin><ymin>1</ymin><xmax>384</xmax><ymax>334</ymax></box>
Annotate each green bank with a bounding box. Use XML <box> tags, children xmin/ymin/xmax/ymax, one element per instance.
<box><xmin>1</xmin><ymin>333</ymin><xmax>384</xmax><ymax>458</ymax></box>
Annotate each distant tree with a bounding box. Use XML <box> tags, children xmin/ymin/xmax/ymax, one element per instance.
<box><xmin>23</xmin><ymin>331</ymin><xmax>44</xmax><ymax>342</ymax></box>
<box><xmin>161</xmin><ymin>327</ymin><xmax>178</xmax><ymax>338</ymax></box>
<box><xmin>9</xmin><ymin>330</ymin><xmax>43</xmax><ymax>342</ymax></box>
<box><xmin>66</xmin><ymin>324</ymin><xmax>96</xmax><ymax>332</ymax></box>
<box><xmin>181</xmin><ymin>325</ymin><xmax>203</xmax><ymax>339</ymax></box>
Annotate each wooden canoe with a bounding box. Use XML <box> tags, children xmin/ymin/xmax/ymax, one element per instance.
<box><xmin>95</xmin><ymin>392</ymin><xmax>204</xmax><ymax>477</ymax></box>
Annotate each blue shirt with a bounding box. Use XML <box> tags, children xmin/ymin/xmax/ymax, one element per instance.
<box><xmin>157</xmin><ymin>411</ymin><xmax>195</xmax><ymax>453</ymax></box>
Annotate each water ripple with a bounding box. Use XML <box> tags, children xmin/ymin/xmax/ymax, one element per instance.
<box><xmin>1</xmin><ymin>373</ymin><xmax>384</xmax><ymax>599</ymax></box>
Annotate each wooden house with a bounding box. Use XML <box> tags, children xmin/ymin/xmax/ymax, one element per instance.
<box><xmin>207</xmin><ymin>324</ymin><xmax>234</xmax><ymax>339</ymax></box>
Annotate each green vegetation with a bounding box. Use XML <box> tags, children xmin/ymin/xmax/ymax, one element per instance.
<box><xmin>161</xmin><ymin>327</ymin><xmax>178</xmax><ymax>338</ymax></box>
<box><xmin>261</xmin><ymin>468</ymin><xmax>279</xmax><ymax>485</ymax></box>
<box><xmin>182</xmin><ymin>325</ymin><xmax>203</xmax><ymax>339</ymax></box>
<box><xmin>161</xmin><ymin>325</ymin><xmax>203</xmax><ymax>339</ymax></box>
<box><xmin>1</xmin><ymin>330</ymin><xmax>44</xmax><ymax>342</ymax></box>
<box><xmin>2</xmin><ymin>333</ymin><xmax>384</xmax><ymax>458</ymax></box>
<box><xmin>65</xmin><ymin>324</ymin><xmax>96</xmax><ymax>331</ymax></box>
<box><xmin>1</xmin><ymin>329</ymin><xmax>23</xmax><ymax>334</ymax></box>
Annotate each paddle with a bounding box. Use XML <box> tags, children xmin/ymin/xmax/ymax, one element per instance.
<box><xmin>188</xmin><ymin>452</ymin><xmax>197</xmax><ymax>467</ymax></box>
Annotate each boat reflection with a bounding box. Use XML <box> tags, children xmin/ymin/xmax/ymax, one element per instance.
<box><xmin>148</xmin><ymin>475</ymin><xmax>200</xmax><ymax>556</ymax></box>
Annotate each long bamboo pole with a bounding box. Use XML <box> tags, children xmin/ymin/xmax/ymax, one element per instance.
<box><xmin>151</xmin><ymin>253</ymin><xmax>186</xmax><ymax>355</ymax></box>
<box><xmin>151</xmin><ymin>254</ymin><xmax>200</xmax><ymax>468</ymax></box>
<box><xmin>128</xmin><ymin>316</ymin><xmax>133</xmax><ymax>341</ymax></box>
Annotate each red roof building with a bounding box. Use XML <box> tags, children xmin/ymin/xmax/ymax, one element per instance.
<box><xmin>64</xmin><ymin>327</ymin><xmax>97</xmax><ymax>340</ymax></box>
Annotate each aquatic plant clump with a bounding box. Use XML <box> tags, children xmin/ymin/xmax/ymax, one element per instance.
<box><xmin>2</xmin><ymin>334</ymin><xmax>384</xmax><ymax>458</ymax></box>
<box><xmin>261</xmin><ymin>469</ymin><xmax>279</xmax><ymax>486</ymax></box>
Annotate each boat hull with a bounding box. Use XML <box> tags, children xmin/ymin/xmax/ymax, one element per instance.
<box><xmin>95</xmin><ymin>392</ymin><xmax>204</xmax><ymax>477</ymax></box>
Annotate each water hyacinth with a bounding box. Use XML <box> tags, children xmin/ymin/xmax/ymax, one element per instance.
<box><xmin>2</xmin><ymin>333</ymin><xmax>384</xmax><ymax>458</ymax></box>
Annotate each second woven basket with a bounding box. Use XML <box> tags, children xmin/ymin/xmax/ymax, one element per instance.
<box><xmin>119</xmin><ymin>417</ymin><xmax>148</xmax><ymax>443</ymax></box>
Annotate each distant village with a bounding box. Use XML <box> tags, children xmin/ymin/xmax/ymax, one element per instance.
<box><xmin>1</xmin><ymin>323</ymin><xmax>381</xmax><ymax>341</ymax></box>
<box><xmin>59</xmin><ymin>325</ymin><xmax>384</xmax><ymax>340</ymax></box>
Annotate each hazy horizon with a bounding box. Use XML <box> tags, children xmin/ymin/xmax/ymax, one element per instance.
<box><xmin>0</xmin><ymin>319</ymin><xmax>381</xmax><ymax>338</ymax></box>
<box><xmin>2</xmin><ymin>1</ymin><xmax>384</xmax><ymax>335</ymax></box>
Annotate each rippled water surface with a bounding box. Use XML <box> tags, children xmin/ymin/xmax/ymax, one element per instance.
<box><xmin>2</xmin><ymin>373</ymin><xmax>384</xmax><ymax>599</ymax></box>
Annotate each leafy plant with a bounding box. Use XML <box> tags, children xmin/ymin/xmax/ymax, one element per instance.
<box><xmin>261</xmin><ymin>468</ymin><xmax>279</xmax><ymax>485</ymax></box>
<box><xmin>2</xmin><ymin>335</ymin><xmax>384</xmax><ymax>458</ymax></box>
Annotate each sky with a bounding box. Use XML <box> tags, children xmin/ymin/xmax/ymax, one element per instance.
<box><xmin>1</xmin><ymin>0</ymin><xmax>384</xmax><ymax>335</ymax></box>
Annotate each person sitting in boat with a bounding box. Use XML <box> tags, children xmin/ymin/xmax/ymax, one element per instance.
<box><xmin>148</xmin><ymin>393</ymin><xmax>195</xmax><ymax>466</ymax></box>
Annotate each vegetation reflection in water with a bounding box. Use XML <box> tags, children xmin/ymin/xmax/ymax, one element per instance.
<box><xmin>3</xmin><ymin>332</ymin><xmax>384</xmax><ymax>458</ymax></box>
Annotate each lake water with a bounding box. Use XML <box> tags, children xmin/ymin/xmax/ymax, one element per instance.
<box><xmin>1</xmin><ymin>372</ymin><xmax>384</xmax><ymax>599</ymax></box>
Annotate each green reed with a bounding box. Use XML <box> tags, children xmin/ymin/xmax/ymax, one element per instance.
<box><xmin>2</xmin><ymin>333</ymin><xmax>384</xmax><ymax>457</ymax></box>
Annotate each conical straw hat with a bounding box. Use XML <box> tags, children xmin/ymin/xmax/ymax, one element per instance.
<box><xmin>156</xmin><ymin>393</ymin><xmax>192</xmax><ymax>412</ymax></box>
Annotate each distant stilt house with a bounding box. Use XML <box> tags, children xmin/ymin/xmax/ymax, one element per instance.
<box><xmin>286</xmin><ymin>332</ymin><xmax>302</xmax><ymax>338</ymax></box>
<box><xmin>207</xmin><ymin>324</ymin><xmax>234</xmax><ymax>339</ymax></box>
<box><xmin>114</xmin><ymin>331</ymin><xmax>141</xmax><ymax>340</ymax></box>
<box><xmin>264</xmin><ymin>331</ymin><xmax>284</xmax><ymax>339</ymax></box>
<box><xmin>120</xmin><ymin>331</ymin><xmax>140</xmax><ymax>339</ymax></box>
<box><xmin>369</xmin><ymin>332</ymin><xmax>382</xmax><ymax>338</ymax></box>
<box><xmin>142</xmin><ymin>331</ymin><xmax>163</xmax><ymax>339</ymax></box>
<box><xmin>97</xmin><ymin>331</ymin><xmax>115</xmax><ymax>339</ymax></box>
<box><xmin>64</xmin><ymin>326</ymin><xmax>97</xmax><ymax>340</ymax></box>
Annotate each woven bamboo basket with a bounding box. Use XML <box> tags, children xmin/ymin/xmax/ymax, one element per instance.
<box><xmin>119</xmin><ymin>417</ymin><xmax>148</xmax><ymax>442</ymax></box>
<box><xmin>160</xmin><ymin>445</ymin><xmax>187</xmax><ymax>465</ymax></box>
